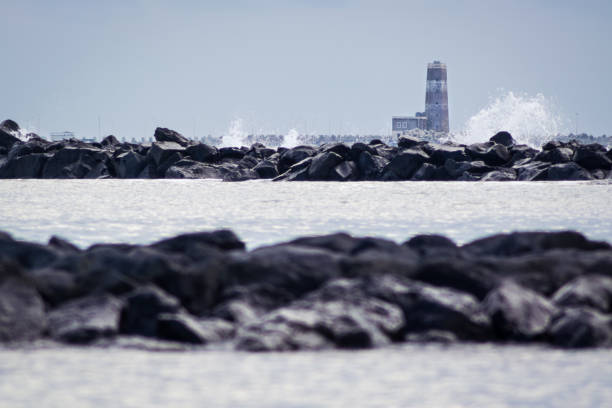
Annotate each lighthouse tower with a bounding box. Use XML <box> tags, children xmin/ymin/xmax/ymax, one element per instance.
<box><xmin>425</xmin><ymin>61</ymin><xmax>449</xmax><ymax>133</ymax></box>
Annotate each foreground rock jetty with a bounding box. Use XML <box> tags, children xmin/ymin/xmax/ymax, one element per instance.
<box><xmin>1</xmin><ymin>119</ymin><xmax>611</xmax><ymax>181</ymax></box>
<box><xmin>1</xmin><ymin>229</ymin><xmax>611</xmax><ymax>350</ymax></box>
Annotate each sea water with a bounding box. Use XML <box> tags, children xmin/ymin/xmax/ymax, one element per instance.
<box><xmin>1</xmin><ymin>179</ymin><xmax>611</xmax><ymax>407</ymax></box>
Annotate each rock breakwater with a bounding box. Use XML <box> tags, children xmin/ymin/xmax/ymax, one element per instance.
<box><xmin>1</xmin><ymin>120</ymin><xmax>611</xmax><ymax>181</ymax></box>
<box><xmin>1</xmin><ymin>229</ymin><xmax>611</xmax><ymax>350</ymax></box>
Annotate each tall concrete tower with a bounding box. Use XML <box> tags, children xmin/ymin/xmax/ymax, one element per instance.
<box><xmin>425</xmin><ymin>61</ymin><xmax>449</xmax><ymax>133</ymax></box>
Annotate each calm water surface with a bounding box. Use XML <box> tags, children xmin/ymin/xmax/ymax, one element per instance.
<box><xmin>1</xmin><ymin>344</ymin><xmax>611</xmax><ymax>408</ymax></box>
<box><xmin>0</xmin><ymin>179</ymin><xmax>610</xmax><ymax>248</ymax></box>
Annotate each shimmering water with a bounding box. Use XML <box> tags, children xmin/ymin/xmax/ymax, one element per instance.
<box><xmin>1</xmin><ymin>179</ymin><xmax>611</xmax><ymax>407</ymax></box>
<box><xmin>1</xmin><ymin>345</ymin><xmax>611</xmax><ymax>408</ymax></box>
<box><xmin>0</xmin><ymin>180</ymin><xmax>611</xmax><ymax>249</ymax></box>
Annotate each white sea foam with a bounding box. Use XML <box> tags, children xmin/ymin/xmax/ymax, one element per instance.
<box><xmin>220</xmin><ymin>118</ymin><xmax>247</xmax><ymax>147</ymax></box>
<box><xmin>455</xmin><ymin>91</ymin><xmax>565</xmax><ymax>147</ymax></box>
<box><xmin>283</xmin><ymin>128</ymin><xmax>300</xmax><ymax>148</ymax></box>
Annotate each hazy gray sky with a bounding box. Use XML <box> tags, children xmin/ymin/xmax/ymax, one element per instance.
<box><xmin>2</xmin><ymin>0</ymin><xmax>611</xmax><ymax>139</ymax></box>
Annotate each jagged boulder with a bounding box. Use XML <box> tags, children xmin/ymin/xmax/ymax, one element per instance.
<box><xmin>490</xmin><ymin>131</ymin><xmax>515</xmax><ymax>147</ymax></box>
<box><xmin>154</xmin><ymin>127</ymin><xmax>190</xmax><ymax>147</ymax></box>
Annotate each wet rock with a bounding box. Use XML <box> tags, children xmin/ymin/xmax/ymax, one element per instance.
<box><xmin>152</xmin><ymin>229</ymin><xmax>245</xmax><ymax>252</ymax></box>
<box><xmin>482</xmin><ymin>282</ymin><xmax>557</xmax><ymax>340</ymax></box>
<box><xmin>0</xmin><ymin>120</ymin><xmax>21</xmax><ymax>149</ymax></box>
<box><xmin>156</xmin><ymin>313</ymin><xmax>209</xmax><ymax>344</ymax></box>
<box><xmin>100</xmin><ymin>135</ymin><xmax>120</xmax><ymax>148</ymax></box>
<box><xmin>397</xmin><ymin>135</ymin><xmax>422</xmax><ymax>149</ymax></box>
<box><xmin>490</xmin><ymin>131</ymin><xmax>515</xmax><ymax>147</ymax></box>
<box><xmin>548</xmin><ymin>307</ymin><xmax>612</xmax><ymax>348</ymax></box>
<box><xmin>545</xmin><ymin>162</ymin><xmax>594</xmax><ymax>180</ymax></box>
<box><xmin>223</xmin><ymin>168</ymin><xmax>258</xmax><ymax>182</ymax></box>
<box><xmin>462</xmin><ymin>231</ymin><xmax>609</xmax><ymax>257</ymax></box>
<box><xmin>148</xmin><ymin>142</ymin><xmax>185</xmax><ymax>167</ymax></box>
<box><xmin>0</xmin><ymin>236</ymin><xmax>60</xmax><ymax>269</ymax></box>
<box><xmin>508</xmin><ymin>145</ymin><xmax>539</xmax><ymax>164</ymax></box>
<box><xmin>429</xmin><ymin>144</ymin><xmax>469</xmax><ymax>165</ymax></box>
<box><xmin>321</xmin><ymin>143</ymin><xmax>351</xmax><ymax>160</ymax></box>
<box><xmin>386</xmin><ymin>148</ymin><xmax>430</xmax><ymax>179</ymax></box>
<box><xmin>218</xmin><ymin>147</ymin><xmax>246</xmax><ymax>160</ymax></box>
<box><xmin>113</xmin><ymin>150</ymin><xmax>146</xmax><ymax>178</ymax></box>
<box><xmin>480</xmin><ymin>168</ymin><xmax>517</xmax><ymax>181</ymax></box>
<box><xmin>120</xmin><ymin>286</ymin><xmax>182</xmax><ymax>337</ymax></box>
<box><xmin>253</xmin><ymin>159</ymin><xmax>278</xmax><ymax>179</ymax></box>
<box><xmin>0</xmin><ymin>153</ymin><xmax>47</xmax><ymax>178</ymax></box>
<box><xmin>42</xmin><ymin>147</ymin><xmax>110</xmax><ymax>179</ymax></box>
<box><xmin>185</xmin><ymin>143</ymin><xmax>218</xmax><ymax>163</ymax></box>
<box><xmin>278</xmin><ymin>146</ymin><xmax>316</xmax><ymax>174</ymax></box>
<box><xmin>410</xmin><ymin>162</ymin><xmax>437</xmax><ymax>181</ymax></box>
<box><xmin>29</xmin><ymin>268</ymin><xmax>80</xmax><ymax>307</ymax></box>
<box><xmin>165</xmin><ymin>159</ymin><xmax>224</xmax><ymax>179</ymax></box>
<box><xmin>308</xmin><ymin>152</ymin><xmax>343</xmax><ymax>180</ymax></box>
<box><xmin>357</xmin><ymin>151</ymin><xmax>388</xmax><ymax>180</ymax></box>
<box><xmin>552</xmin><ymin>275</ymin><xmax>612</xmax><ymax>313</ymax></box>
<box><xmin>466</xmin><ymin>142</ymin><xmax>510</xmax><ymax>166</ymax></box>
<box><xmin>404</xmin><ymin>234</ymin><xmax>459</xmax><ymax>258</ymax></box>
<box><xmin>513</xmin><ymin>159</ymin><xmax>550</xmax><ymax>181</ymax></box>
<box><xmin>573</xmin><ymin>144</ymin><xmax>612</xmax><ymax>170</ymax></box>
<box><xmin>349</xmin><ymin>142</ymin><xmax>376</xmax><ymax>161</ymax></box>
<box><xmin>154</xmin><ymin>127</ymin><xmax>190</xmax><ymax>147</ymax></box>
<box><xmin>534</xmin><ymin>147</ymin><xmax>574</xmax><ymax>164</ymax></box>
<box><xmin>0</xmin><ymin>262</ymin><xmax>47</xmax><ymax>342</ymax></box>
<box><xmin>47</xmin><ymin>294</ymin><xmax>123</xmax><ymax>344</ymax></box>
<box><xmin>329</xmin><ymin>160</ymin><xmax>358</xmax><ymax>181</ymax></box>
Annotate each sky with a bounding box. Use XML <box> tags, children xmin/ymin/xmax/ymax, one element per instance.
<box><xmin>2</xmin><ymin>0</ymin><xmax>611</xmax><ymax>140</ymax></box>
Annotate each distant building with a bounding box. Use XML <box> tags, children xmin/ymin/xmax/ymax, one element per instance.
<box><xmin>392</xmin><ymin>61</ymin><xmax>449</xmax><ymax>137</ymax></box>
<box><xmin>49</xmin><ymin>131</ymin><xmax>75</xmax><ymax>141</ymax></box>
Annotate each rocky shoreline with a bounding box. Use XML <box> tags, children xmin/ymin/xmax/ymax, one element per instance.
<box><xmin>1</xmin><ymin>229</ymin><xmax>611</xmax><ymax>351</ymax></box>
<box><xmin>1</xmin><ymin>119</ymin><xmax>611</xmax><ymax>181</ymax></box>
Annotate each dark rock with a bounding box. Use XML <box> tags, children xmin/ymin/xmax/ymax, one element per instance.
<box><xmin>349</xmin><ymin>142</ymin><xmax>376</xmax><ymax>161</ymax></box>
<box><xmin>368</xmin><ymin>139</ymin><xmax>384</xmax><ymax>145</ymax></box>
<box><xmin>429</xmin><ymin>144</ymin><xmax>469</xmax><ymax>165</ymax></box>
<box><xmin>490</xmin><ymin>131</ymin><xmax>515</xmax><ymax>147</ymax></box>
<box><xmin>152</xmin><ymin>230</ymin><xmax>245</xmax><ymax>252</ymax></box>
<box><xmin>0</xmin><ymin>262</ymin><xmax>47</xmax><ymax>342</ymax></box>
<box><xmin>148</xmin><ymin>142</ymin><xmax>185</xmax><ymax>166</ymax></box>
<box><xmin>329</xmin><ymin>161</ymin><xmax>358</xmax><ymax>181</ymax></box>
<box><xmin>364</xmin><ymin>275</ymin><xmax>492</xmax><ymax>341</ymax></box>
<box><xmin>29</xmin><ymin>268</ymin><xmax>79</xmax><ymax>306</ymax></box>
<box><xmin>542</xmin><ymin>140</ymin><xmax>562</xmax><ymax>151</ymax></box>
<box><xmin>42</xmin><ymin>147</ymin><xmax>110</xmax><ymax>179</ymax></box>
<box><xmin>321</xmin><ymin>143</ymin><xmax>351</xmax><ymax>160</ymax></box>
<box><xmin>534</xmin><ymin>147</ymin><xmax>574</xmax><ymax>164</ymax></box>
<box><xmin>223</xmin><ymin>168</ymin><xmax>258</xmax><ymax>182</ymax></box>
<box><xmin>513</xmin><ymin>159</ymin><xmax>550</xmax><ymax>181</ymax></box>
<box><xmin>218</xmin><ymin>147</ymin><xmax>246</xmax><ymax>160</ymax></box>
<box><xmin>466</xmin><ymin>142</ymin><xmax>510</xmax><ymax>166</ymax></box>
<box><xmin>411</xmin><ymin>259</ymin><xmax>499</xmax><ymax>300</ymax></box>
<box><xmin>386</xmin><ymin>148</ymin><xmax>430</xmax><ymax>179</ymax></box>
<box><xmin>100</xmin><ymin>135</ymin><xmax>120</xmax><ymax>148</ymax></box>
<box><xmin>0</xmin><ymin>237</ymin><xmax>59</xmax><ymax>269</ymax></box>
<box><xmin>308</xmin><ymin>152</ymin><xmax>343</xmax><ymax>180</ymax></box>
<box><xmin>156</xmin><ymin>152</ymin><xmax>183</xmax><ymax>177</ymax></box>
<box><xmin>573</xmin><ymin>144</ymin><xmax>612</xmax><ymax>170</ymax></box>
<box><xmin>238</xmin><ymin>155</ymin><xmax>259</xmax><ymax>169</ymax></box>
<box><xmin>247</xmin><ymin>144</ymin><xmax>275</xmax><ymax>160</ymax></box>
<box><xmin>253</xmin><ymin>159</ymin><xmax>278</xmax><ymax>179</ymax></box>
<box><xmin>0</xmin><ymin>153</ymin><xmax>47</xmax><ymax>178</ymax></box>
<box><xmin>410</xmin><ymin>163</ymin><xmax>437</xmax><ymax>180</ymax></box>
<box><xmin>0</xmin><ymin>120</ymin><xmax>21</xmax><ymax>149</ymax></box>
<box><xmin>548</xmin><ymin>307</ymin><xmax>612</xmax><ymax>348</ymax></box>
<box><xmin>508</xmin><ymin>144</ymin><xmax>539</xmax><ymax>164</ymax></box>
<box><xmin>480</xmin><ymin>168</ymin><xmax>517</xmax><ymax>181</ymax></box>
<box><xmin>47</xmin><ymin>294</ymin><xmax>123</xmax><ymax>344</ymax></box>
<box><xmin>397</xmin><ymin>135</ymin><xmax>422</xmax><ymax>149</ymax></box>
<box><xmin>165</xmin><ymin>160</ymin><xmax>224</xmax><ymax>179</ymax></box>
<box><xmin>357</xmin><ymin>151</ymin><xmax>388</xmax><ymax>180</ymax></box>
<box><xmin>404</xmin><ymin>234</ymin><xmax>459</xmax><ymax>258</ymax></box>
<box><xmin>552</xmin><ymin>275</ymin><xmax>612</xmax><ymax>313</ymax></box>
<box><xmin>185</xmin><ymin>143</ymin><xmax>218</xmax><ymax>163</ymax></box>
<box><xmin>278</xmin><ymin>146</ymin><xmax>316</xmax><ymax>174</ymax></box>
<box><xmin>48</xmin><ymin>236</ymin><xmax>80</xmax><ymax>253</ymax></box>
<box><xmin>120</xmin><ymin>286</ymin><xmax>182</xmax><ymax>337</ymax></box>
<box><xmin>463</xmin><ymin>231</ymin><xmax>609</xmax><ymax>257</ymax></box>
<box><xmin>156</xmin><ymin>313</ymin><xmax>208</xmax><ymax>344</ymax></box>
<box><xmin>154</xmin><ymin>127</ymin><xmax>190</xmax><ymax>147</ymax></box>
<box><xmin>482</xmin><ymin>282</ymin><xmax>557</xmax><ymax>340</ymax></box>
<box><xmin>113</xmin><ymin>150</ymin><xmax>146</xmax><ymax>178</ymax></box>
<box><xmin>544</xmin><ymin>162</ymin><xmax>594</xmax><ymax>181</ymax></box>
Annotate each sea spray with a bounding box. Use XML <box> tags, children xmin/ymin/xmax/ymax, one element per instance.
<box><xmin>220</xmin><ymin>118</ymin><xmax>248</xmax><ymax>147</ymax></box>
<box><xmin>456</xmin><ymin>91</ymin><xmax>565</xmax><ymax>147</ymax></box>
<box><xmin>283</xmin><ymin>128</ymin><xmax>300</xmax><ymax>148</ymax></box>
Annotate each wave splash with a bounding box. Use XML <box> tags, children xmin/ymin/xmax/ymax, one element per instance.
<box><xmin>455</xmin><ymin>91</ymin><xmax>565</xmax><ymax>147</ymax></box>
<box><xmin>220</xmin><ymin>118</ymin><xmax>248</xmax><ymax>147</ymax></box>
